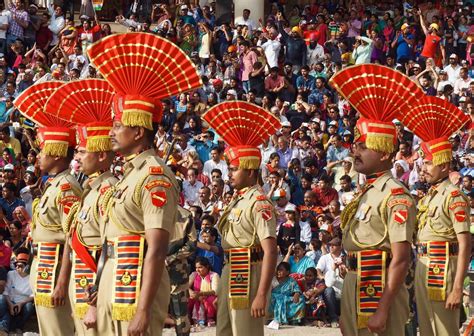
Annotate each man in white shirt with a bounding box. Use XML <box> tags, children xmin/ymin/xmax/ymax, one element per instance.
<box><xmin>67</xmin><ymin>45</ymin><xmax>88</xmax><ymax>71</ymax></box>
<box><xmin>443</xmin><ymin>54</ymin><xmax>461</xmax><ymax>84</ymax></box>
<box><xmin>258</xmin><ymin>31</ymin><xmax>280</xmax><ymax>68</ymax></box>
<box><xmin>47</xmin><ymin>4</ymin><xmax>64</xmax><ymax>47</ymax></box>
<box><xmin>182</xmin><ymin>167</ymin><xmax>204</xmax><ymax>207</ymax></box>
<box><xmin>0</xmin><ymin>12</ymin><xmax>8</xmax><ymax>54</ymax></box>
<box><xmin>203</xmin><ymin>147</ymin><xmax>228</xmax><ymax>181</ymax></box>
<box><xmin>307</xmin><ymin>36</ymin><xmax>324</xmax><ymax>67</ymax></box>
<box><xmin>234</xmin><ymin>8</ymin><xmax>257</xmax><ymax>32</ymax></box>
<box><xmin>454</xmin><ymin>67</ymin><xmax>472</xmax><ymax>96</ymax></box>
<box><xmin>316</xmin><ymin>237</ymin><xmax>344</xmax><ymax>327</ymax></box>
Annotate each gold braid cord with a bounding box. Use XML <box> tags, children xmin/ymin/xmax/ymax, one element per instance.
<box><xmin>31</xmin><ymin>198</ymin><xmax>40</xmax><ymax>231</ymax></box>
<box><xmin>341</xmin><ymin>197</ymin><xmax>360</xmax><ymax>230</ymax></box>
<box><xmin>132</xmin><ymin>175</ymin><xmax>149</xmax><ymax>208</ymax></box>
<box><xmin>63</xmin><ymin>202</ymin><xmax>80</xmax><ymax>234</ymax></box>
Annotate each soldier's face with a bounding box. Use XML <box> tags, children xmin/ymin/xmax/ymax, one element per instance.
<box><xmin>110</xmin><ymin>121</ymin><xmax>139</xmax><ymax>154</ymax></box>
<box><xmin>80</xmin><ymin>151</ymin><xmax>101</xmax><ymax>176</ymax></box>
<box><xmin>228</xmin><ymin>165</ymin><xmax>253</xmax><ymax>190</ymax></box>
<box><xmin>422</xmin><ymin>160</ymin><xmax>449</xmax><ymax>184</ymax></box>
<box><xmin>352</xmin><ymin>142</ymin><xmax>387</xmax><ymax>175</ymax></box>
<box><xmin>38</xmin><ymin>152</ymin><xmax>56</xmax><ymax>173</ymax></box>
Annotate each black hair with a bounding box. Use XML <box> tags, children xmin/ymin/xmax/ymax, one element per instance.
<box><xmin>277</xmin><ymin>261</ymin><xmax>291</xmax><ymax>272</ymax></box>
<box><xmin>195</xmin><ymin>256</ymin><xmax>211</xmax><ymax>270</ymax></box>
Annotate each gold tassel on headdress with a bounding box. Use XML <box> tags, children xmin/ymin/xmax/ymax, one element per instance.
<box><xmin>365</xmin><ymin>134</ymin><xmax>395</xmax><ymax>154</ymax></box>
<box><xmin>122</xmin><ymin>110</ymin><xmax>153</xmax><ymax>130</ymax></box>
<box><xmin>238</xmin><ymin>157</ymin><xmax>261</xmax><ymax>170</ymax></box>
<box><xmin>86</xmin><ymin>136</ymin><xmax>113</xmax><ymax>152</ymax></box>
<box><xmin>42</xmin><ymin>143</ymin><xmax>69</xmax><ymax>158</ymax></box>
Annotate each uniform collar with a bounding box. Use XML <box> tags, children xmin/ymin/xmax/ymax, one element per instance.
<box><xmin>429</xmin><ymin>177</ymin><xmax>450</xmax><ymax>195</ymax></box>
<box><xmin>123</xmin><ymin>149</ymin><xmax>155</xmax><ymax>173</ymax></box>
<box><xmin>367</xmin><ymin>171</ymin><xmax>392</xmax><ymax>191</ymax></box>
<box><xmin>88</xmin><ymin>170</ymin><xmax>114</xmax><ymax>191</ymax></box>
<box><xmin>49</xmin><ymin>169</ymin><xmax>70</xmax><ymax>187</ymax></box>
<box><xmin>236</xmin><ymin>185</ymin><xmax>259</xmax><ymax>199</ymax></box>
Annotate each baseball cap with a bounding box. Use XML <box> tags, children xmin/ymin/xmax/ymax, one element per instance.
<box><xmin>26</xmin><ymin>166</ymin><xmax>35</xmax><ymax>173</ymax></box>
<box><xmin>401</xmin><ymin>23</ymin><xmax>409</xmax><ymax>31</ymax></box>
<box><xmin>4</xmin><ymin>164</ymin><xmax>14</xmax><ymax>171</ymax></box>
<box><xmin>311</xmin><ymin>118</ymin><xmax>321</xmax><ymax>123</ymax></box>
<box><xmin>227</xmin><ymin>89</ymin><xmax>237</xmax><ymax>97</ymax></box>
<box><xmin>319</xmin><ymin>224</ymin><xmax>329</xmax><ymax>232</ymax></box>
<box><xmin>15</xmin><ymin>253</ymin><xmax>29</xmax><ymax>265</ymax></box>
<box><xmin>329</xmin><ymin>120</ymin><xmax>338</xmax><ymax>127</ymax></box>
<box><xmin>413</xmin><ymin>63</ymin><xmax>421</xmax><ymax>68</ymax></box>
<box><xmin>291</xmin><ymin>26</ymin><xmax>302</xmax><ymax>35</ymax></box>
<box><xmin>343</xmin><ymin>130</ymin><xmax>351</xmax><ymax>136</ymax></box>
<box><xmin>180</xmin><ymin>4</ymin><xmax>188</xmax><ymax>10</ymax></box>
<box><xmin>460</xmin><ymin>96</ymin><xmax>467</xmax><ymax>102</ymax></box>
<box><xmin>284</xmin><ymin>204</ymin><xmax>297</xmax><ymax>212</ymax></box>
<box><xmin>281</xmin><ymin>121</ymin><xmax>291</xmax><ymax>127</ymax></box>
<box><xmin>328</xmin><ymin>237</ymin><xmax>342</xmax><ymax>246</ymax></box>
<box><xmin>449</xmin><ymin>53</ymin><xmax>458</xmax><ymax>59</ymax></box>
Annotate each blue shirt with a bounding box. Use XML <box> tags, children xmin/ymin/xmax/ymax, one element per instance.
<box><xmin>0</xmin><ymin>197</ymin><xmax>24</xmax><ymax>221</ymax></box>
<box><xmin>326</xmin><ymin>145</ymin><xmax>350</xmax><ymax>163</ymax></box>
<box><xmin>196</xmin><ymin>247</ymin><xmax>224</xmax><ymax>275</ymax></box>
<box><xmin>296</xmin><ymin>75</ymin><xmax>315</xmax><ymax>91</ymax></box>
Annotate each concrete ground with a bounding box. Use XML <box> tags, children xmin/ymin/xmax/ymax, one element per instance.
<box><xmin>163</xmin><ymin>325</ymin><xmax>342</xmax><ymax>336</ymax></box>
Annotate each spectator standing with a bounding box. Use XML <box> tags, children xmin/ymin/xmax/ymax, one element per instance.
<box><xmin>352</xmin><ymin>36</ymin><xmax>373</xmax><ymax>65</ymax></box>
<box><xmin>0</xmin><ymin>12</ymin><xmax>8</xmax><ymax>55</ymax></box>
<box><xmin>196</xmin><ymin>227</ymin><xmax>223</xmax><ymax>276</ymax></box>
<box><xmin>234</xmin><ymin>8</ymin><xmax>257</xmax><ymax>32</ymax></box>
<box><xmin>258</xmin><ymin>31</ymin><xmax>280</xmax><ymax>69</ymax></box>
<box><xmin>418</xmin><ymin>10</ymin><xmax>444</xmax><ymax>66</ymax></box>
<box><xmin>35</xmin><ymin>12</ymin><xmax>52</xmax><ymax>51</ymax></box>
<box><xmin>6</xmin><ymin>0</ymin><xmax>28</xmax><ymax>49</ymax></box>
<box><xmin>444</xmin><ymin>53</ymin><xmax>461</xmax><ymax>84</ymax></box>
<box><xmin>23</xmin><ymin>4</ymin><xmax>39</xmax><ymax>50</ymax></box>
<box><xmin>277</xmin><ymin>13</ymin><xmax>307</xmax><ymax>74</ymax></box>
<box><xmin>240</xmin><ymin>40</ymin><xmax>257</xmax><ymax>93</ymax></box>
<box><xmin>47</xmin><ymin>4</ymin><xmax>65</xmax><ymax>49</ymax></box>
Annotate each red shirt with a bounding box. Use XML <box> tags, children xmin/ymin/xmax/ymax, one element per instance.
<box><xmin>0</xmin><ymin>244</ymin><xmax>12</xmax><ymax>268</ymax></box>
<box><xmin>312</xmin><ymin>187</ymin><xmax>339</xmax><ymax>207</ymax></box>
<box><xmin>36</xmin><ymin>26</ymin><xmax>53</xmax><ymax>50</ymax></box>
<box><xmin>421</xmin><ymin>34</ymin><xmax>441</xmax><ymax>59</ymax></box>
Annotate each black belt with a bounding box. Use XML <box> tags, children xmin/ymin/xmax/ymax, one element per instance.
<box><xmin>416</xmin><ymin>242</ymin><xmax>459</xmax><ymax>257</ymax></box>
<box><xmin>346</xmin><ymin>251</ymin><xmax>392</xmax><ymax>271</ymax></box>
<box><xmin>224</xmin><ymin>246</ymin><xmax>264</xmax><ymax>264</ymax></box>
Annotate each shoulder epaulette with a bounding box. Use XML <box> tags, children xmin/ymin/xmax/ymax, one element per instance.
<box><xmin>100</xmin><ymin>185</ymin><xmax>111</xmax><ymax>195</ymax></box>
<box><xmin>451</xmin><ymin>190</ymin><xmax>461</xmax><ymax>197</ymax></box>
<box><xmin>61</xmin><ymin>183</ymin><xmax>71</xmax><ymax>191</ymax></box>
<box><xmin>149</xmin><ymin>166</ymin><xmax>164</xmax><ymax>175</ymax></box>
<box><xmin>256</xmin><ymin>195</ymin><xmax>267</xmax><ymax>201</ymax></box>
<box><xmin>391</xmin><ymin>187</ymin><xmax>404</xmax><ymax>196</ymax></box>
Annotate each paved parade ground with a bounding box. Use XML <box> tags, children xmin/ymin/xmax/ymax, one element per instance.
<box><xmin>163</xmin><ymin>326</ymin><xmax>342</xmax><ymax>335</ymax></box>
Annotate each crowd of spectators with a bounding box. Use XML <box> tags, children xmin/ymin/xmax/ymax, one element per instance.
<box><xmin>0</xmin><ymin>0</ymin><xmax>471</xmax><ymax>332</ymax></box>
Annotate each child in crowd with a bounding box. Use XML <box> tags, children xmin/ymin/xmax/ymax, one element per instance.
<box><xmin>302</xmin><ymin>267</ymin><xmax>327</xmax><ymax>326</ymax></box>
<box><xmin>277</xmin><ymin>204</ymin><xmax>300</xmax><ymax>255</ymax></box>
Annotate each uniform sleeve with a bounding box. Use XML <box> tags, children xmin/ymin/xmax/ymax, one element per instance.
<box><xmin>252</xmin><ymin>199</ymin><xmax>277</xmax><ymax>242</ymax></box>
<box><xmin>385</xmin><ymin>192</ymin><xmax>416</xmax><ymax>244</ymax></box>
<box><xmin>447</xmin><ymin>193</ymin><xmax>470</xmax><ymax>234</ymax></box>
<box><xmin>141</xmin><ymin>174</ymin><xmax>179</xmax><ymax>233</ymax></box>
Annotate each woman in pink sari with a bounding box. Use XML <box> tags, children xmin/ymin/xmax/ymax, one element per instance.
<box><xmin>188</xmin><ymin>257</ymin><xmax>219</xmax><ymax>328</ymax></box>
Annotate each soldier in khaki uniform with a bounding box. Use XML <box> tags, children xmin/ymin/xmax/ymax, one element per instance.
<box><xmin>166</xmin><ymin>206</ymin><xmax>196</xmax><ymax>336</ymax></box>
<box><xmin>45</xmin><ymin>79</ymin><xmax>118</xmax><ymax>335</ymax></box>
<box><xmin>14</xmin><ymin>81</ymin><xmax>82</xmax><ymax>335</ymax></box>
<box><xmin>87</xmin><ymin>33</ymin><xmax>202</xmax><ymax>336</ymax></box>
<box><xmin>202</xmin><ymin>101</ymin><xmax>281</xmax><ymax>336</ymax></box>
<box><xmin>330</xmin><ymin>65</ymin><xmax>419</xmax><ymax>335</ymax></box>
<box><xmin>398</xmin><ymin>96</ymin><xmax>472</xmax><ymax>336</ymax></box>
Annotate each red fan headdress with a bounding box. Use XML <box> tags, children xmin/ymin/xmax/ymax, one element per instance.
<box><xmin>399</xmin><ymin>96</ymin><xmax>469</xmax><ymax>166</ymax></box>
<box><xmin>14</xmin><ymin>82</ymin><xmax>76</xmax><ymax>157</ymax></box>
<box><xmin>329</xmin><ymin>64</ymin><xmax>423</xmax><ymax>153</ymax></box>
<box><xmin>87</xmin><ymin>32</ymin><xmax>202</xmax><ymax>130</ymax></box>
<box><xmin>202</xmin><ymin>101</ymin><xmax>281</xmax><ymax>169</ymax></box>
<box><xmin>45</xmin><ymin>79</ymin><xmax>115</xmax><ymax>152</ymax></box>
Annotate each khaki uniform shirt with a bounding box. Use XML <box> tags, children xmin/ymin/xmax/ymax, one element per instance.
<box><xmin>32</xmin><ymin>170</ymin><xmax>82</xmax><ymax>243</ymax></box>
<box><xmin>74</xmin><ymin>171</ymin><xmax>117</xmax><ymax>247</ymax></box>
<box><xmin>103</xmin><ymin>149</ymin><xmax>179</xmax><ymax>240</ymax></box>
<box><xmin>342</xmin><ymin>172</ymin><xmax>416</xmax><ymax>252</ymax></box>
<box><xmin>417</xmin><ymin>179</ymin><xmax>470</xmax><ymax>243</ymax></box>
<box><xmin>218</xmin><ymin>185</ymin><xmax>276</xmax><ymax>250</ymax></box>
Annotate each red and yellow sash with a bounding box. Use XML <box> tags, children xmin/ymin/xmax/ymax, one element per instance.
<box><xmin>357</xmin><ymin>250</ymin><xmax>386</xmax><ymax>329</ymax></box>
<box><xmin>112</xmin><ymin>235</ymin><xmax>145</xmax><ymax>321</ymax></box>
<box><xmin>72</xmin><ymin>251</ymin><xmax>97</xmax><ymax>318</ymax></box>
<box><xmin>35</xmin><ymin>242</ymin><xmax>62</xmax><ymax>307</ymax></box>
<box><xmin>228</xmin><ymin>248</ymin><xmax>251</xmax><ymax>310</ymax></box>
<box><xmin>427</xmin><ymin>241</ymin><xmax>449</xmax><ymax>301</ymax></box>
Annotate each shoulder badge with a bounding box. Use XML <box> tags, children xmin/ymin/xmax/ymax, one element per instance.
<box><xmin>145</xmin><ymin>180</ymin><xmax>171</xmax><ymax>190</ymax></box>
<box><xmin>150</xmin><ymin>190</ymin><xmax>167</xmax><ymax>207</ymax></box>
<box><xmin>454</xmin><ymin>210</ymin><xmax>466</xmax><ymax>222</ymax></box>
<box><xmin>391</xmin><ymin>188</ymin><xmax>404</xmax><ymax>196</ymax></box>
<box><xmin>393</xmin><ymin>210</ymin><xmax>408</xmax><ymax>224</ymax></box>
<box><xmin>149</xmin><ymin>166</ymin><xmax>164</xmax><ymax>175</ymax></box>
<box><xmin>100</xmin><ymin>185</ymin><xmax>111</xmax><ymax>195</ymax></box>
<box><xmin>256</xmin><ymin>195</ymin><xmax>267</xmax><ymax>201</ymax></box>
<box><xmin>387</xmin><ymin>198</ymin><xmax>412</xmax><ymax>208</ymax></box>
<box><xmin>61</xmin><ymin>183</ymin><xmax>71</xmax><ymax>191</ymax></box>
<box><xmin>451</xmin><ymin>190</ymin><xmax>461</xmax><ymax>197</ymax></box>
<box><xmin>449</xmin><ymin>201</ymin><xmax>468</xmax><ymax>211</ymax></box>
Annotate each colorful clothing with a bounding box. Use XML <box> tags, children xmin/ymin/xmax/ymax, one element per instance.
<box><xmin>270</xmin><ymin>277</ymin><xmax>305</xmax><ymax>324</ymax></box>
<box><xmin>288</xmin><ymin>255</ymin><xmax>316</xmax><ymax>275</ymax></box>
<box><xmin>188</xmin><ymin>271</ymin><xmax>219</xmax><ymax>323</ymax></box>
